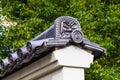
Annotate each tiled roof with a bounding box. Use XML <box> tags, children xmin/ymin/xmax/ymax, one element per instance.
<box><xmin>0</xmin><ymin>16</ymin><xmax>106</xmax><ymax>78</ymax></box>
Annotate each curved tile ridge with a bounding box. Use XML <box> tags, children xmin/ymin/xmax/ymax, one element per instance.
<box><xmin>0</xmin><ymin>16</ymin><xmax>106</xmax><ymax>78</ymax></box>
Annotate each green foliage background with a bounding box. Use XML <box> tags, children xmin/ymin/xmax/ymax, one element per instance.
<box><xmin>0</xmin><ymin>0</ymin><xmax>120</xmax><ymax>79</ymax></box>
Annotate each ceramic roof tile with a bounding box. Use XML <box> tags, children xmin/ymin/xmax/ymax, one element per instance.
<box><xmin>0</xmin><ymin>16</ymin><xmax>105</xmax><ymax>78</ymax></box>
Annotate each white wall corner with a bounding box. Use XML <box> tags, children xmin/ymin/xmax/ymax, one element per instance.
<box><xmin>52</xmin><ymin>45</ymin><xmax>94</xmax><ymax>68</ymax></box>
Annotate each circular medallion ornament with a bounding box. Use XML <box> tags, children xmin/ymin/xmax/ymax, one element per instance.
<box><xmin>71</xmin><ymin>30</ymin><xmax>83</xmax><ymax>43</ymax></box>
